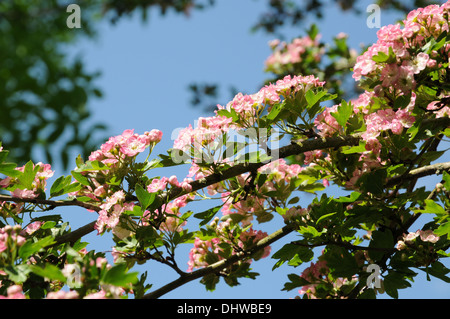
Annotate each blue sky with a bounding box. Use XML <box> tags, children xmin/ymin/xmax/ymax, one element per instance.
<box><xmin>60</xmin><ymin>0</ymin><xmax>450</xmax><ymax>299</ymax></box>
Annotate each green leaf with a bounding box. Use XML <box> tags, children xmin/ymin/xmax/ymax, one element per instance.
<box><xmin>50</xmin><ymin>175</ymin><xmax>81</xmax><ymax>197</ymax></box>
<box><xmin>372</xmin><ymin>46</ymin><xmax>396</xmax><ymax>63</ymax></box>
<box><xmin>101</xmin><ymin>263</ymin><xmax>138</xmax><ymax>287</ymax></box>
<box><xmin>4</xmin><ymin>265</ymin><xmax>31</xmax><ymax>283</ymax></box>
<box><xmin>383</xmin><ymin>271</ymin><xmax>411</xmax><ymax>299</ymax></box>
<box><xmin>194</xmin><ymin>205</ymin><xmax>222</xmax><ymax>226</ymax></box>
<box><xmin>442</xmin><ymin>171</ymin><xmax>450</xmax><ymax>190</ymax></box>
<box><xmin>341</xmin><ymin>142</ymin><xmax>366</xmax><ymax>154</ymax></box>
<box><xmin>0</xmin><ymin>162</ymin><xmax>20</xmax><ymax>178</ymax></box>
<box><xmin>420</xmin><ymin>150</ymin><xmax>446</xmax><ymax>164</ymax></box>
<box><xmin>71</xmin><ymin>171</ymin><xmax>90</xmax><ymax>186</ymax></box>
<box><xmin>217</xmin><ymin>108</ymin><xmax>239</xmax><ymax>122</ymax></box>
<box><xmin>368</xmin><ymin>229</ymin><xmax>394</xmax><ymax>261</ymax></box>
<box><xmin>123</xmin><ymin>205</ymin><xmax>144</xmax><ymax>217</ymax></box>
<box><xmin>200</xmin><ymin>273</ymin><xmax>220</xmax><ymax>291</ymax></box>
<box><xmin>41</xmin><ymin>221</ymin><xmax>57</xmax><ymax>229</ymax></box>
<box><xmin>435</xmin><ymin>221</ymin><xmax>450</xmax><ymax>236</ymax></box>
<box><xmin>75</xmin><ymin>154</ymin><xmax>84</xmax><ymax>168</ymax></box>
<box><xmin>331</xmin><ymin>100</ymin><xmax>353</xmax><ymax>127</ymax></box>
<box><xmin>266</xmin><ymin>103</ymin><xmax>283</xmax><ymax>122</ymax></box>
<box><xmin>393</xmin><ymin>94</ymin><xmax>411</xmax><ymax>109</ymax></box>
<box><xmin>19</xmin><ymin>236</ymin><xmax>55</xmax><ymax>260</ymax></box>
<box><xmin>135</xmin><ymin>184</ymin><xmax>155</xmax><ymax>210</ymax></box>
<box><xmin>298</xmin><ymin>225</ymin><xmax>323</xmax><ymax>238</ymax></box>
<box><xmin>417</xmin><ymin>199</ymin><xmax>446</xmax><ymax>216</ymax></box>
<box><xmin>324</xmin><ymin>246</ymin><xmax>359</xmax><ymax>279</ymax></box>
<box><xmin>73</xmin><ymin>160</ymin><xmax>110</xmax><ymax>173</ymax></box>
<box><xmin>272</xmin><ymin>243</ymin><xmax>313</xmax><ymax>270</ymax></box>
<box><xmin>0</xmin><ymin>150</ymin><xmax>9</xmax><ymax>163</ymax></box>
<box><xmin>50</xmin><ymin>176</ymin><xmax>70</xmax><ymax>196</ymax></box>
<box><xmin>17</xmin><ymin>160</ymin><xmax>38</xmax><ymax>189</ymax></box>
<box><xmin>316</xmin><ymin>212</ymin><xmax>337</xmax><ymax>225</ymax></box>
<box><xmin>356</xmin><ymin>169</ymin><xmax>387</xmax><ymax>195</ymax></box>
<box><xmin>29</xmin><ymin>263</ymin><xmax>66</xmax><ymax>282</ymax></box>
<box><xmin>158</xmin><ymin>149</ymin><xmax>190</xmax><ymax>166</ymax></box>
<box><xmin>334</xmin><ymin>191</ymin><xmax>361</xmax><ymax>203</ymax></box>
<box><xmin>305</xmin><ymin>90</ymin><xmax>326</xmax><ymax>107</ymax></box>
<box><xmin>419</xmin><ymin>261</ymin><xmax>450</xmax><ymax>283</ymax></box>
<box><xmin>282</xmin><ymin>273</ymin><xmax>311</xmax><ymax>291</ymax></box>
<box><xmin>306</xmin><ymin>23</ymin><xmax>320</xmax><ymax>40</ymax></box>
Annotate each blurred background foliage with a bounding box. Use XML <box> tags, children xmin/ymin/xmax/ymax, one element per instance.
<box><xmin>0</xmin><ymin>0</ymin><xmax>439</xmax><ymax>170</ymax></box>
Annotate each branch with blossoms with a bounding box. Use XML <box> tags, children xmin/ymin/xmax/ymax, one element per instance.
<box><xmin>1</xmin><ymin>117</ymin><xmax>447</xmax><ymax>248</ymax></box>
<box><xmin>1</xmin><ymin>1</ymin><xmax>450</xmax><ymax>300</ymax></box>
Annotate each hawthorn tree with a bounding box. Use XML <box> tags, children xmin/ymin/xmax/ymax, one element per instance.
<box><xmin>0</xmin><ymin>1</ymin><xmax>450</xmax><ymax>299</ymax></box>
<box><xmin>1</xmin><ymin>0</ymin><xmax>438</xmax><ymax>169</ymax></box>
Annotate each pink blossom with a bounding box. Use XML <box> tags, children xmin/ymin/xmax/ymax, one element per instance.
<box><xmin>314</xmin><ymin>104</ymin><xmax>341</xmax><ymax>137</ymax></box>
<box><xmin>145</xmin><ymin>129</ymin><xmax>163</xmax><ymax>144</ymax></box>
<box><xmin>24</xmin><ymin>221</ymin><xmax>44</xmax><ymax>235</ymax></box>
<box><xmin>120</xmin><ymin>135</ymin><xmax>147</xmax><ymax>157</ymax></box>
<box><xmin>0</xmin><ymin>177</ymin><xmax>11</xmax><ymax>188</ymax></box>
<box><xmin>83</xmin><ymin>290</ymin><xmax>107</xmax><ymax>299</ymax></box>
<box><xmin>0</xmin><ymin>285</ymin><xmax>26</xmax><ymax>299</ymax></box>
<box><xmin>419</xmin><ymin>230</ymin><xmax>440</xmax><ymax>243</ymax></box>
<box><xmin>46</xmin><ymin>290</ymin><xmax>79</xmax><ymax>299</ymax></box>
<box><xmin>147</xmin><ymin>177</ymin><xmax>169</xmax><ymax>193</ymax></box>
<box><xmin>181</xmin><ymin>181</ymin><xmax>193</xmax><ymax>193</ymax></box>
<box><xmin>12</xmin><ymin>188</ymin><xmax>38</xmax><ymax>199</ymax></box>
<box><xmin>168</xmin><ymin>175</ymin><xmax>179</xmax><ymax>186</ymax></box>
<box><xmin>410</xmin><ymin>52</ymin><xmax>429</xmax><ymax>74</ymax></box>
<box><xmin>283</xmin><ymin>206</ymin><xmax>309</xmax><ymax>222</ymax></box>
<box><xmin>265</xmin><ymin>34</ymin><xmax>323</xmax><ymax>74</ymax></box>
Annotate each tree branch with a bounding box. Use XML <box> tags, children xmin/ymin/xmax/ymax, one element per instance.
<box><xmin>141</xmin><ymin>224</ymin><xmax>295</xmax><ymax>299</ymax></box>
<box><xmin>0</xmin><ymin>195</ymin><xmax>101</xmax><ymax>212</ymax></box>
<box><xmin>386</xmin><ymin>161</ymin><xmax>450</xmax><ymax>187</ymax></box>
<box><xmin>0</xmin><ymin>117</ymin><xmax>448</xmax><ymax>251</ymax></box>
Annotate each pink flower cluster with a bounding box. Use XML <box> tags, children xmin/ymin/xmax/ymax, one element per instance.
<box><xmin>0</xmin><ymin>162</ymin><xmax>54</xmax><ymax>200</ymax></box>
<box><xmin>95</xmin><ymin>190</ymin><xmax>134</xmax><ymax>235</ymax></box>
<box><xmin>0</xmin><ymin>285</ymin><xmax>26</xmax><ymax>299</ymax></box>
<box><xmin>397</xmin><ymin>229</ymin><xmax>440</xmax><ymax>250</ymax></box>
<box><xmin>353</xmin><ymin>2</ymin><xmax>450</xmax><ymax>96</ymax></box>
<box><xmin>93</xmin><ymin>176</ymin><xmax>195</xmax><ymax>236</ymax></box>
<box><xmin>265</xmin><ymin>35</ymin><xmax>323</xmax><ymax>74</ymax></box>
<box><xmin>187</xmin><ymin>217</ymin><xmax>270</xmax><ymax>272</ymax></box>
<box><xmin>0</xmin><ymin>225</ymin><xmax>25</xmax><ymax>254</ymax></box>
<box><xmin>298</xmin><ymin>260</ymin><xmax>329</xmax><ymax>298</ymax></box>
<box><xmin>173</xmin><ymin>116</ymin><xmax>233</xmax><ymax>154</ymax></box>
<box><xmin>314</xmin><ymin>104</ymin><xmax>342</xmax><ymax>137</ymax></box>
<box><xmin>282</xmin><ymin>206</ymin><xmax>310</xmax><ymax>223</ymax></box>
<box><xmin>186</xmin><ymin>158</ymin><xmax>316</xmax><ymax>272</ymax></box>
<box><xmin>147</xmin><ymin>175</ymin><xmax>193</xmax><ymax>194</ymax></box>
<box><xmin>427</xmin><ymin>99</ymin><xmax>450</xmax><ymax>118</ymax></box>
<box><xmin>220</xmin><ymin>190</ymin><xmax>265</xmax><ymax>226</ymax></box>
<box><xmin>174</xmin><ymin>75</ymin><xmax>325</xmax><ymax>155</ymax></box>
<box><xmin>142</xmin><ymin>193</ymin><xmax>195</xmax><ymax>233</ymax></box>
<box><xmin>298</xmin><ymin>259</ymin><xmax>358</xmax><ymax>299</ymax></box>
<box><xmin>257</xmin><ymin>158</ymin><xmax>303</xmax><ymax>182</ymax></box>
<box><xmin>345</xmin><ymin>154</ymin><xmax>384</xmax><ymax>190</ymax></box>
<box><xmin>89</xmin><ymin>129</ymin><xmax>162</xmax><ymax>164</ymax></box>
<box><xmin>205</xmin><ymin>158</ymin><xmax>308</xmax><ymax>226</ymax></box>
<box><xmin>362</xmin><ymin>108</ymin><xmax>416</xmax><ymax>154</ymax></box>
<box><xmin>74</xmin><ymin>129</ymin><xmax>161</xmax><ymax>200</ymax></box>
